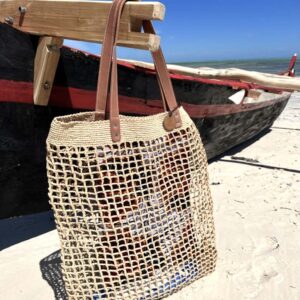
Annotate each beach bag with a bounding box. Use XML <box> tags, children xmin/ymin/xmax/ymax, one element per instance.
<box><xmin>46</xmin><ymin>0</ymin><xmax>217</xmax><ymax>299</ymax></box>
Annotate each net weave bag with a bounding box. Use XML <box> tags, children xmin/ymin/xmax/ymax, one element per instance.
<box><xmin>47</xmin><ymin>1</ymin><xmax>217</xmax><ymax>299</ymax></box>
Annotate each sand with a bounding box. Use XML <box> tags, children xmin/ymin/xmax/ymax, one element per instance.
<box><xmin>1</xmin><ymin>93</ymin><xmax>299</xmax><ymax>300</ymax></box>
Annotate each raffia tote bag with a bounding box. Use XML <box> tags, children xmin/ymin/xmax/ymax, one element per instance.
<box><xmin>47</xmin><ymin>0</ymin><xmax>217</xmax><ymax>299</ymax></box>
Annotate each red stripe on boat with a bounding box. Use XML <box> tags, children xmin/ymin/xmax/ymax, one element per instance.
<box><xmin>0</xmin><ymin>79</ymin><xmax>288</xmax><ymax>118</ymax></box>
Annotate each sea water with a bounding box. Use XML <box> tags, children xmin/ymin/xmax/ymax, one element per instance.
<box><xmin>175</xmin><ymin>58</ymin><xmax>300</xmax><ymax>75</ymax></box>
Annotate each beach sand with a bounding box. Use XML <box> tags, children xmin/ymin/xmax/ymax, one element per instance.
<box><xmin>1</xmin><ymin>93</ymin><xmax>299</xmax><ymax>300</ymax></box>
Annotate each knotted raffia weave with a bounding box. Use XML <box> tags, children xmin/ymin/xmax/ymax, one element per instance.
<box><xmin>47</xmin><ymin>107</ymin><xmax>217</xmax><ymax>300</ymax></box>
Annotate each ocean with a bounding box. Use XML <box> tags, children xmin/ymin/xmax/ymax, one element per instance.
<box><xmin>175</xmin><ymin>58</ymin><xmax>300</xmax><ymax>75</ymax></box>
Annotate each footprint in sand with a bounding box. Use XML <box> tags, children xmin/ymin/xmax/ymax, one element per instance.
<box><xmin>253</xmin><ymin>236</ymin><xmax>280</xmax><ymax>257</ymax></box>
<box><xmin>235</xmin><ymin>256</ymin><xmax>282</xmax><ymax>298</ymax></box>
<box><xmin>234</xmin><ymin>237</ymin><xmax>283</xmax><ymax>298</ymax></box>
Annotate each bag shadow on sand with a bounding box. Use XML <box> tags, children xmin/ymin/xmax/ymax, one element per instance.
<box><xmin>40</xmin><ymin>250</ymin><xmax>68</xmax><ymax>300</ymax></box>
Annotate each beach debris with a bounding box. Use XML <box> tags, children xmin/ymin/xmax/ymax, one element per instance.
<box><xmin>211</xmin><ymin>182</ymin><xmax>221</xmax><ymax>186</ymax></box>
<box><xmin>231</xmin><ymin>156</ymin><xmax>260</xmax><ymax>163</ymax></box>
<box><xmin>233</xmin><ymin>199</ymin><xmax>245</xmax><ymax>204</ymax></box>
<box><xmin>235</xmin><ymin>212</ymin><xmax>245</xmax><ymax>219</ymax></box>
<box><xmin>269</xmin><ymin>237</ymin><xmax>280</xmax><ymax>250</ymax></box>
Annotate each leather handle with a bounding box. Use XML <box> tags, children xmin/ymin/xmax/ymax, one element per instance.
<box><xmin>95</xmin><ymin>0</ymin><xmax>170</xmax><ymax>116</ymax></box>
<box><xmin>95</xmin><ymin>0</ymin><xmax>182</xmax><ymax>142</ymax></box>
<box><xmin>95</xmin><ymin>0</ymin><xmax>125</xmax><ymax>119</ymax></box>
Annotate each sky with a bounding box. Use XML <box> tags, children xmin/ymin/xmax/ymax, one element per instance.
<box><xmin>64</xmin><ymin>0</ymin><xmax>300</xmax><ymax>63</ymax></box>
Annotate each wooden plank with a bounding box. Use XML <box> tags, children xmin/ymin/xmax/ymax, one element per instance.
<box><xmin>0</xmin><ymin>0</ymin><xmax>164</xmax><ymax>50</ymax></box>
<box><xmin>121</xmin><ymin>59</ymin><xmax>300</xmax><ymax>91</ymax></box>
<box><xmin>34</xmin><ymin>37</ymin><xmax>63</xmax><ymax>105</ymax></box>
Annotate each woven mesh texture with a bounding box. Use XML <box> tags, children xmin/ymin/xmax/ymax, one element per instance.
<box><xmin>47</xmin><ymin>108</ymin><xmax>216</xmax><ymax>300</ymax></box>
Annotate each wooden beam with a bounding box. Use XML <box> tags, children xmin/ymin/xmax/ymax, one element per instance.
<box><xmin>121</xmin><ymin>59</ymin><xmax>300</xmax><ymax>91</ymax></box>
<box><xmin>34</xmin><ymin>37</ymin><xmax>63</xmax><ymax>105</ymax></box>
<box><xmin>0</xmin><ymin>0</ymin><xmax>164</xmax><ymax>50</ymax></box>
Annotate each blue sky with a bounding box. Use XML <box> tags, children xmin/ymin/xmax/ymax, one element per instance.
<box><xmin>64</xmin><ymin>0</ymin><xmax>300</xmax><ymax>62</ymax></box>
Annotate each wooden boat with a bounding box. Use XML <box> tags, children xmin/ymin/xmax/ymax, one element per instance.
<box><xmin>0</xmin><ymin>21</ymin><xmax>299</xmax><ymax>219</ymax></box>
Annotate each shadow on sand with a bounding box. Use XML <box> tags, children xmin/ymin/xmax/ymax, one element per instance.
<box><xmin>40</xmin><ymin>250</ymin><xmax>68</xmax><ymax>300</ymax></box>
<box><xmin>209</xmin><ymin>128</ymin><xmax>300</xmax><ymax>174</ymax></box>
<box><xmin>219</xmin><ymin>158</ymin><xmax>300</xmax><ymax>174</ymax></box>
<box><xmin>0</xmin><ymin>211</ymin><xmax>56</xmax><ymax>250</ymax></box>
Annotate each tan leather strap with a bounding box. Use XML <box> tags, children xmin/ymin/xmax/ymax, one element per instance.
<box><xmin>109</xmin><ymin>5</ymin><xmax>124</xmax><ymax>141</ymax></box>
<box><xmin>144</xmin><ymin>20</ymin><xmax>177</xmax><ymax>112</ymax></box>
<box><xmin>95</xmin><ymin>0</ymin><xmax>182</xmax><ymax>142</ymax></box>
<box><xmin>95</xmin><ymin>0</ymin><xmax>125</xmax><ymax>118</ymax></box>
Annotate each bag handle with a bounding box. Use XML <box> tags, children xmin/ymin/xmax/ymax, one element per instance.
<box><xmin>95</xmin><ymin>0</ymin><xmax>182</xmax><ymax>142</ymax></box>
<box><xmin>95</xmin><ymin>0</ymin><xmax>124</xmax><ymax>119</ymax></box>
<box><xmin>95</xmin><ymin>0</ymin><xmax>175</xmax><ymax>115</ymax></box>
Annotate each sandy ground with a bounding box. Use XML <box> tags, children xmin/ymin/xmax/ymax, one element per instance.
<box><xmin>0</xmin><ymin>93</ymin><xmax>299</xmax><ymax>300</ymax></box>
